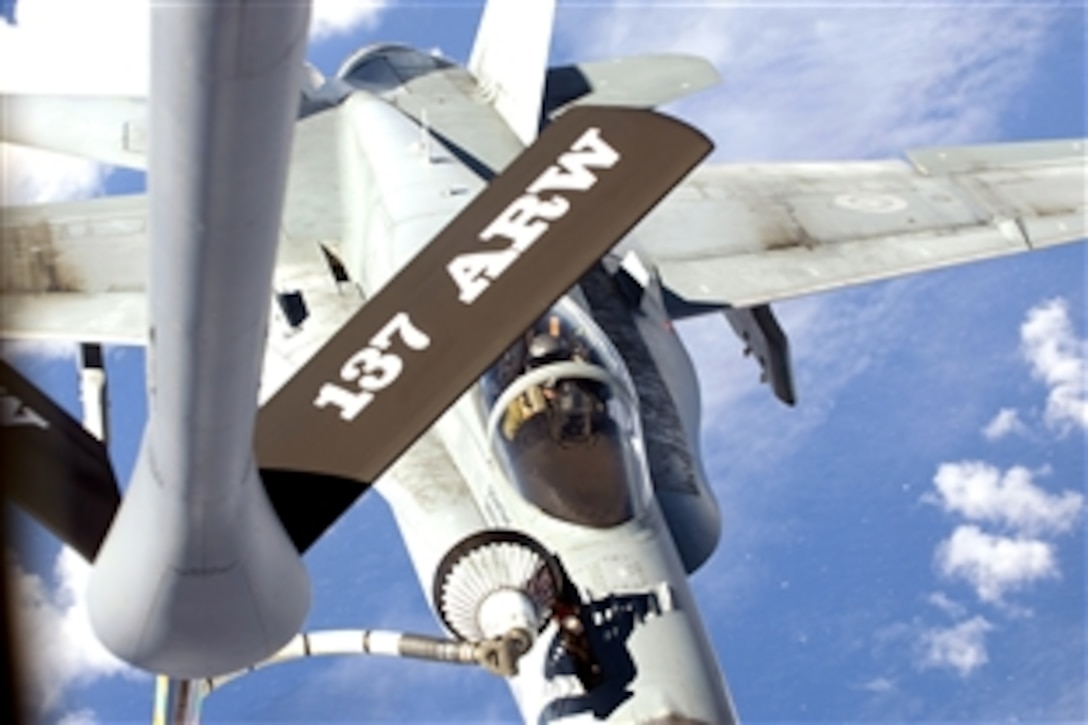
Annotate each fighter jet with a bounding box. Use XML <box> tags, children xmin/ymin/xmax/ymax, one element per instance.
<box><xmin>1</xmin><ymin>1</ymin><xmax>1084</xmax><ymax>722</ymax></box>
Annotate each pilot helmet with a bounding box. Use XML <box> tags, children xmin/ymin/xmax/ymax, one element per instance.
<box><xmin>527</xmin><ymin>333</ymin><xmax>569</xmax><ymax>367</ymax></box>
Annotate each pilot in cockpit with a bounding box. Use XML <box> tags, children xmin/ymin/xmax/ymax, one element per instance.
<box><xmin>502</xmin><ymin>316</ymin><xmax>606</xmax><ymax>444</ymax></box>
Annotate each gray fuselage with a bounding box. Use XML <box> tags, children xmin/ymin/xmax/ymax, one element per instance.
<box><xmin>336</xmin><ymin>45</ymin><xmax>736</xmax><ymax>724</ymax></box>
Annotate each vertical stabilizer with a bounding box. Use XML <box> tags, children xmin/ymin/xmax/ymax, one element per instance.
<box><xmin>468</xmin><ymin>0</ymin><xmax>556</xmax><ymax>145</ymax></box>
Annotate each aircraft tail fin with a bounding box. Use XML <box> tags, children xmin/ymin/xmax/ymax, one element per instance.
<box><xmin>468</xmin><ymin>0</ymin><xmax>556</xmax><ymax>145</ymax></box>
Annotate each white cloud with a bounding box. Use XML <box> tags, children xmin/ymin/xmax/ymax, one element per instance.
<box><xmin>557</xmin><ymin>4</ymin><xmax>1061</xmax><ymax>160</ymax></box>
<box><xmin>926</xmin><ymin>591</ymin><xmax>967</xmax><ymax>619</ymax></box>
<box><xmin>935</xmin><ymin>525</ymin><xmax>1058</xmax><ymax>604</ymax></box>
<box><xmin>1020</xmin><ymin>298</ymin><xmax>1088</xmax><ymax>434</ymax></box>
<box><xmin>7</xmin><ymin>547</ymin><xmax>141</xmax><ymax>715</ymax></box>
<box><xmin>57</xmin><ymin>708</ymin><xmax>99</xmax><ymax>725</ymax></box>
<box><xmin>0</xmin><ymin>0</ymin><xmax>149</xmax><ymax>95</ymax></box>
<box><xmin>0</xmin><ymin>0</ymin><xmax>392</xmax><ymax>90</ymax></box>
<box><xmin>1</xmin><ymin>144</ymin><xmax>109</xmax><ymax>206</ymax></box>
<box><xmin>0</xmin><ymin>0</ymin><xmax>391</xmax><ymax>205</ymax></box>
<box><xmin>917</xmin><ymin>616</ymin><xmax>994</xmax><ymax>676</ymax></box>
<box><xmin>0</xmin><ymin>0</ymin><xmax>148</xmax><ymax>204</ymax></box>
<box><xmin>0</xmin><ymin>339</ymin><xmax>79</xmax><ymax>363</ymax></box>
<box><xmin>926</xmin><ymin>461</ymin><xmax>1083</xmax><ymax>536</ymax></box>
<box><xmin>859</xmin><ymin>676</ymin><xmax>895</xmax><ymax>694</ymax></box>
<box><xmin>684</xmin><ymin>278</ymin><xmax>924</xmax><ymax>485</ymax></box>
<box><xmin>981</xmin><ymin>407</ymin><xmax>1028</xmax><ymax>441</ymax></box>
<box><xmin>310</xmin><ymin>0</ymin><xmax>388</xmax><ymax>40</ymax></box>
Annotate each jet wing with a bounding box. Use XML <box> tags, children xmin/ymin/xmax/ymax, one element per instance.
<box><xmin>0</xmin><ymin>66</ymin><xmax>342</xmax><ymax>173</ymax></box>
<box><xmin>1</xmin><ymin>194</ymin><xmax>149</xmax><ymax>342</ymax></box>
<box><xmin>1</xmin><ymin>94</ymin><xmax>148</xmax><ymax>170</ymax></box>
<box><xmin>543</xmin><ymin>54</ymin><xmax>721</xmax><ymax>118</ymax></box>
<box><xmin>0</xmin><ymin>99</ymin><xmax>349</xmax><ymax>344</ymax></box>
<box><xmin>626</xmin><ymin>138</ymin><xmax>1086</xmax><ymax>307</ymax></box>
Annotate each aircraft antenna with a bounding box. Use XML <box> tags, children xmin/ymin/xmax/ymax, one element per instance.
<box><xmin>420</xmin><ymin>108</ymin><xmax>434</xmax><ymax>164</ymax></box>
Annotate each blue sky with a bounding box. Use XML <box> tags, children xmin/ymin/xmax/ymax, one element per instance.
<box><xmin>2</xmin><ymin>1</ymin><xmax>1085</xmax><ymax>723</ymax></box>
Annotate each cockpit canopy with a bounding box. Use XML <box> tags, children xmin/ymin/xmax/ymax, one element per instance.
<box><xmin>337</xmin><ymin>44</ymin><xmax>454</xmax><ymax>93</ymax></box>
<box><xmin>479</xmin><ymin>299</ymin><xmax>651</xmax><ymax>528</ymax></box>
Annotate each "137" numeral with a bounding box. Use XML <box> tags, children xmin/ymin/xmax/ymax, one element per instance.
<box><xmin>313</xmin><ymin>312</ymin><xmax>431</xmax><ymax>421</ymax></box>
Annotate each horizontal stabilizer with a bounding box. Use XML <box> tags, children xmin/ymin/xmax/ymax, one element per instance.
<box><xmin>256</xmin><ymin>106</ymin><xmax>713</xmax><ymax>535</ymax></box>
<box><xmin>0</xmin><ymin>361</ymin><xmax>120</xmax><ymax>561</ymax></box>
<box><xmin>544</xmin><ymin>54</ymin><xmax>720</xmax><ymax>118</ymax></box>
